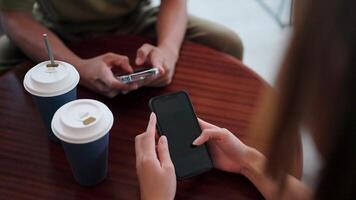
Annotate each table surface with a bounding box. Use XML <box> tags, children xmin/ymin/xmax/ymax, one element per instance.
<box><xmin>0</xmin><ymin>35</ymin><xmax>301</xmax><ymax>200</ymax></box>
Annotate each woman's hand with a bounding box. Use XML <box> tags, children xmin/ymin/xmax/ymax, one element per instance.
<box><xmin>193</xmin><ymin>118</ymin><xmax>251</xmax><ymax>173</ymax></box>
<box><xmin>135</xmin><ymin>43</ymin><xmax>178</xmax><ymax>87</ymax></box>
<box><xmin>135</xmin><ymin>113</ymin><xmax>176</xmax><ymax>200</ymax></box>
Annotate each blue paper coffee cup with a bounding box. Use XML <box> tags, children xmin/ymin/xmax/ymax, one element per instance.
<box><xmin>51</xmin><ymin>99</ymin><xmax>114</xmax><ymax>186</ymax></box>
<box><xmin>23</xmin><ymin>60</ymin><xmax>80</xmax><ymax>142</ymax></box>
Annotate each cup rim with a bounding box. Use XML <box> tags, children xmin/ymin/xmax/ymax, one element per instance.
<box><xmin>23</xmin><ymin>60</ymin><xmax>80</xmax><ymax>97</ymax></box>
<box><xmin>51</xmin><ymin>99</ymin><xmax>114</xmax><ymax>144</ymax></box>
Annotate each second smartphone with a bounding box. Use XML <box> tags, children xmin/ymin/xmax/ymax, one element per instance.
<box><xmin>149</xmin><ymin>91</ymin><xmax>213</xmax><ymax>180</ymax></box>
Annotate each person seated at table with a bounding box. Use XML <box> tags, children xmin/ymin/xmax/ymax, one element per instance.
<box><xmin>135</xmin><ymin>0</ymin><xmax>356</xmax><ymax>199</ymax></box>
<box><xmin>0</xmin><ymin>0</ymin><xmax>243</xmax><ymax>96</ymax></box>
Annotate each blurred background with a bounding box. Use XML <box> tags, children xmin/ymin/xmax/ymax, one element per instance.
<box><xmin>153</xmin><ymin>0</ymin><xmax>292</xmax><ymax>85</ymax></box>
<box><xmin>0</xmin><ymin>0</ymin><xmax>321</xmax><ymax>188</ymax></box>
<box><xmin>0</xmin><ymin>18</ymin><xmax>2</xmax><ymax>35</ymax></box>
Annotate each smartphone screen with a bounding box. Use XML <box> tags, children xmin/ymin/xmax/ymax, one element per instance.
<box><xmin>149</xmin><ymin>91</ymin><xmax>213</xmax><ymax>179</ymax></box>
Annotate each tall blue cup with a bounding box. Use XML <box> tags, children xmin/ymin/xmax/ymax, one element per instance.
<box><xmin>32</xmin><ymin>89</ymin><xmax>76</xmax><ymax>142</ymax></box>
<box><xmin>51</xmin><ymin>99</ymin><xmax>114</xmax><ymax>186</ymax></box>
<box><xmin>23</xmin><ymin>60</ymin><xmax>80</xmax><ymax>142</ymax></box>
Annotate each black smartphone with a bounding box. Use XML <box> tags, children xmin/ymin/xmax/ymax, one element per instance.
<box><xmin>149</xmin><ymin>91</ymin><xmax>213</xmax><ymax>180</ymax></box>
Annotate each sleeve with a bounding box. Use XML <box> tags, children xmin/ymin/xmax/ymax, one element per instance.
<box><xmin>0</xmin><ymin>0</ymin><xmax>35</xmax><ymax>12</ymax></box>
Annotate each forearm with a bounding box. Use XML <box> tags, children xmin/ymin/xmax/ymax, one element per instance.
<box><xmin>241</xmin><ymin>148</ymin><xmax>313</xmax><ymax>200</ymax></box>
<box><xmin>157</xmin><ymin>0</ymin><xmax>187</xmax><ymax>54</ymax></box>
<box><xmin>1</xmin><ymin>11</ymin><xmax>83</xmax><ymax>67</ymax></box>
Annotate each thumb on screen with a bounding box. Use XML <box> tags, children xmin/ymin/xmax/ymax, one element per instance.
<box><xmin>192</xmin><ymin>129</ymin><xmax>221</xmax><ymax>146</ymax></box>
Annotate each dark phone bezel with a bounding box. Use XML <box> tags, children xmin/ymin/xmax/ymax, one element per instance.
<box><xmin>148</xmin><ymin>90</ymin><xmax>213</xmax><ymax>180</ymax></box>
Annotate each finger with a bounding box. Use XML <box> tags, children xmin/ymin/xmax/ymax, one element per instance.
<box><xmin>141</xmin><ymin>113</ymin><xmax>157</xmax><ymax>154</ymax></box>
<box><xmin>135</xmin><ymin>133</ymin><xmax>144</xmax><ymax>160</ymax></box>
<box><xmin>192</xmin><ymin>128</ymin><xmax>223</xmax><ymax>146</ymax></box>
<box><xmin>103</xmin><ymin>53</ymin><xmax>134</xmax><ymax>73</ymax></box>
<box><xmin>93</xmin><ymin>79</ymin><xmax>110</xmax><ymax>93</ymax></box>
<box><xmin>146</xmin><ymin>69</ymin><xmax>169</xmax><ymax>87</ymax></box>
<box><xmin>136</xmin><ymin>44</ymin><xmax>154</xmax><ymax>65</ymax></box>
<box><xmin>99</xmin><ymin>54</ymin><xmax>138</xmax><ymax>91</ymax></box>
<box><xmin>146</xmin><ymin>75</ymin><xmax>163</xmax><ymax>87</ymax></box>
<box><xmin>110</xmin><ymin>77</ymin><xmax>138</xmax><ymax>91</ymax></box>
<box><xmin>198</xmin><ymin>118</ymin><xmax>219</xmax><ymax>129</ymax></box>
<box><xmin>101</xmin><ymin>69</ymin><xmax>135</xmax><ymax>91</ymax></box>
<box><xmin>113</xmin><ymin>56</ymin><xmax>134</xmax><ymax>73</ymax></box>
<box><xmin>105</xmin><ymin>90</ymin><xmax>120</xmax><ymax>98</ymax></box>
<box><xmin>149</xmin><ymin>52</ymin><xmax>165</xmax><ymax>74</ymax></box>
<box><xmin>130</xmin><ymin>78</ymin><xmax>150</xmax><ymax>89</ymax></box>
<box><xmin>101</xmin><ymin>63</ymin><xmax>138</xmax><ymax>90</ymax></box>
<box><xmin>121</xmin><ymin>90</ymin><xmax>129</xmax><ymax>95</ymax></box>
<box><xmin>147</xmin><ymin>77</ymin><xmax>168</xmax><ymax>87</ymax></box>
<box><xmin>150</xmin><ymin>73</ymin><xmax>172</xmax><ymax>87</ymax></box>
<box><xmin>157</xmin><ymin>136</ymin><xmax>174</xmax><ymax>167</ymax></box>
<box><xmin>146</xmin><ymin>112</ymin><xmax>157</xmax><ymax>133</ymax></box>
<box><xmin>147</xmin><ymin>61</ymin><xmax>172</xmax><ymax>87</ymax></box>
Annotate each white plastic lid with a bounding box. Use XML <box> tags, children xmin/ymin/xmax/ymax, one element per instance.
<box><xmin>51</xmin><ymin>99</ymin><xmax>114</xmax><ymax>144</ymax></box>
<box><xmin>23</xmin><ymin>60</ymin><xmax>80</xmax><ymax>97</ymax></box>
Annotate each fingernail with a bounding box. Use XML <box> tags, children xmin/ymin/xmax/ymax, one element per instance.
<box><xmin>192</xmin><ymin>138</ymin><xmax>199</xmax><ymax>145</ymax></box>
<box><xmin>160</xmin><ymin>136</ymin><xmax>167</xmax><ymax>144</ymax></box>
<box><xmin>130</xmin><ymin>84</ymin><xmax>137</xmax><ymax>90</ymax></box>
<box><xmin>150</xmin><ymin>112</ymin><xmax>155</xmax><ymax>119</ymax></box>
<box><xmin>136</xmin><ymin>58</ymin><xmax>142</xmax><ymax>65</ymax></box>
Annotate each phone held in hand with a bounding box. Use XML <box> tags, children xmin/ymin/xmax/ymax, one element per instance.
<box><xmin>117</xmin><ymin>67</ymin><xmax>159</xmax><ymax>84</ymax></box>
<box><xmin>149</xmin><ymin>91</ymin><xmax>213</xmax><ymax>180</ymax></box>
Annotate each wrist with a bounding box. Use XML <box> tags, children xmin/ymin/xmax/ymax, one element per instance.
<box><xmin>52</xmin><ymin>51</ymin><xmax>84</xmax><ymax>70</ymax></box>
<box><xmin>158</xmin><ymin>42</ymin><xmax>179</xmax><ymax>58</ymax></box>
<box><xmin>240</xmin><ymin>147</ymin><xmax>265</xmax><ymax>177</ymax></box>
<box><xmin>240</xmin><ymin>147</ymin><xmax>283</xmax><ymax>200</ymax></box>
<box><xmin>68</xmin><ymin>57</ymin><xmax>87</xmax><ymax>73</ymax></box>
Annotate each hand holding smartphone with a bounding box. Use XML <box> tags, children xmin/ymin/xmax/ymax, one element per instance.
<box><xmin>149</xmin><ymin>91</ymin><xmax>213</xmax><ymax>180</ymax></box>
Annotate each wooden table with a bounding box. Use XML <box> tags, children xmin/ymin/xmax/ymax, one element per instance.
<box><xmin>0</xmin><ymin>35</ymin><xmax>301</xmax><ymax>199</ymax></box>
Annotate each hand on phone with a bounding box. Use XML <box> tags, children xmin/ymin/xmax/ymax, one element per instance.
<box><xmin>135</xmin><ymin>113</ymin><xmax>177</xmax><ymax>200</ymax></box>
<box><xmin>193</xmin><ymin>119</ymin><xmax>250</xmax><ymax>174</ymax></box>
<box><xmin>149</xmin><ymin>91</ymin><xmax>213</xmax><ymax>179</ymax></box>
<box><xmin>76</xmin><ymin>53</ymin><xmax>138</xmax><ymax>97</ymax></box>
<box><xmin>135</xmin><ymin>43</ymin><xmax>178</xmax><ymax>87</ymax></box>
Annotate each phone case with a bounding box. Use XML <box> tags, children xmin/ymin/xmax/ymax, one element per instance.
<box><xmin>118</xmin><ymin>68</ymin><xmax>159</xmax><ymax>84</ymax></box>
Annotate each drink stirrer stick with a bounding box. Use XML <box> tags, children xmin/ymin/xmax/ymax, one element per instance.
<box><xmin>43</xmin><ymin>33</ymin><xmax>58</xmax><ymax>67</ymax></box>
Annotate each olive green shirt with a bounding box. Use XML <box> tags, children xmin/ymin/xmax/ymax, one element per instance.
<box><xmin>0</xmin><ymin>0</ymin><xmax>151</xmax><ymax>34</ymax></box>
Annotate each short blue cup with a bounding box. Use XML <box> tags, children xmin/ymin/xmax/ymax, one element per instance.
<box><xmin>62</xmin><ymin>133</ymin><xmax>109</xmax><ymax>186</ymax></box>
<box><xmin>51</xmin><ymin>99</ymin><xmax>114</xmax><ymax>186</ymax></box>
<box><xmin>23</xmin><ymin>60</ymin><xmax>80</xmax><ymax>142</ymax></box>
